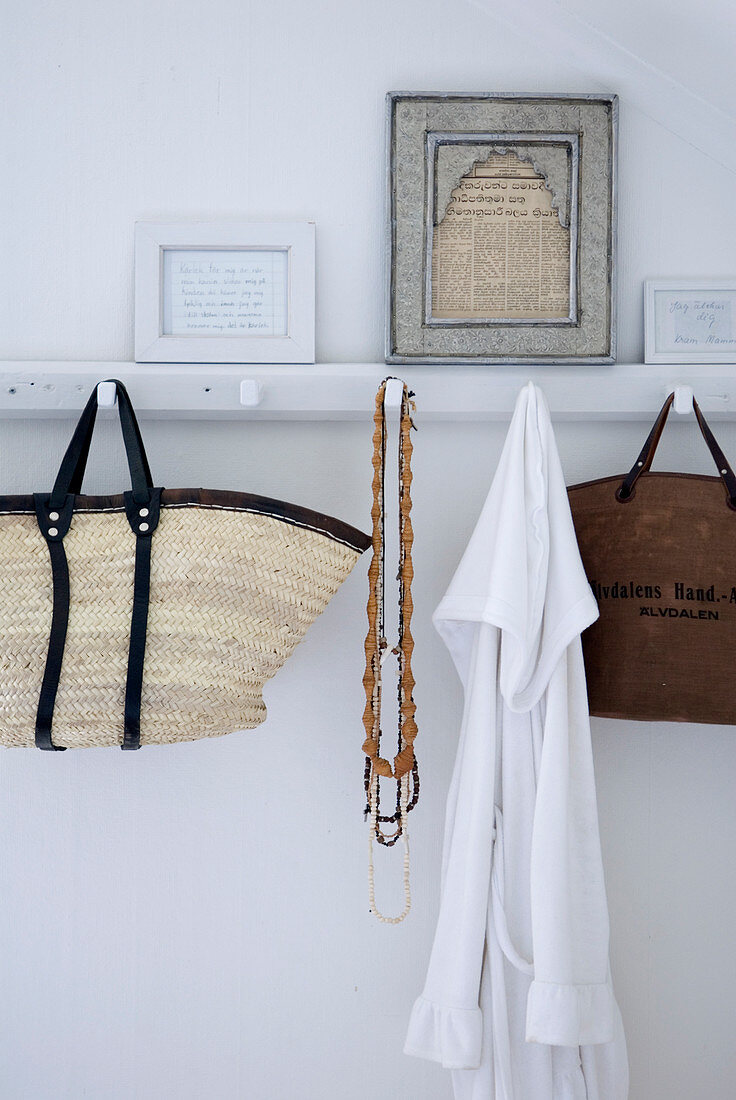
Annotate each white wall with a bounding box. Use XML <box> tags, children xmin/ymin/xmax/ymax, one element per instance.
<box><xmin>1</xmin><ymin>2</ymin><xmax>735</xmax><ymax>1098</ymax></box>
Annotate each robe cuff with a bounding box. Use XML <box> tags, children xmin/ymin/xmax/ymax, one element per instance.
<box><xmin>525</xmin><ymin>980</ymin><xmax>614</xmax><ymax>1046</ymax></box>
<box><xmin>404</xmin><ymin>995</ymin><xmax>483</xmax><ymax>1069</ymax></box>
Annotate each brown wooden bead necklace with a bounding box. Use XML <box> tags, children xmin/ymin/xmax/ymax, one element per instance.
<box><xmin>362</xmin><ymin>378</ymin><xmax>418</xmax><ymax>923</ymax></box>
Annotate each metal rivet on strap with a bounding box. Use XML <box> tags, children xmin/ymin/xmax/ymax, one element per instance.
<box><xmin>48</xmin><ymin>527</ymin><xmax>58</xmax><ymax>537</ymax></box>
<box><xmin>637</xmin><ymin>461</ymin><xmax>643</xmax><ymax>467</ymax></box>
<box><xmin>139</xmin><ymin>523</ymin><xmax>149</xmax><ymax>533</ymax></box>
<box><xmin>722</xmin><ymin>469</ymin><xmax>728</xmax><ymax>475</ymax></box>
<box><xmin>49</xmin><ymin>511</ymin><xmax>59</xmax><ymax>521</ymax></box>
<box><xmin>139</xmin><ymin>508</ymin><xmax>149</xmax><ymax>517</ymax></box>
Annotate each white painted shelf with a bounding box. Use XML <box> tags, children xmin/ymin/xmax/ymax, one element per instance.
<box><xmin>0</xmin><ymin>361</ymin><xmax>735</xmax><ymax>420</ymax></box>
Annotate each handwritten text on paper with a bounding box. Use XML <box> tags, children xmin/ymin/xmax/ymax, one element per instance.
<box><xmin>656</xmin><ymin>290</ymin><xmax>736</xmax><ymax>350</ymax></box>
<box><xmin>163</xmin><ymin>249</ymin><xmax>288</xmax><ymax>337</ymax></box>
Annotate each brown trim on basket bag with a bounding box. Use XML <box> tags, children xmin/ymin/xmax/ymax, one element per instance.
<box><xmin>0</xmin><ymin>487</ymin><xmax>371</xmax><ymax>553</ymax></box>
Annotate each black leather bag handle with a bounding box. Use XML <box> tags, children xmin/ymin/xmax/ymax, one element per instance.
<box><xmin>617</xmin><ymin>392</ymin><xmax>736</xmax><ymax>508</ymax></box>
<box><xmin>49</xmin><ymin>379</ymin><xmax>153</xmax><ymax>509</ymax></box>
<box><xmin>35</xmin><ymin>380</ymin><xmax>159</xmax><ymax>752</ymax></box>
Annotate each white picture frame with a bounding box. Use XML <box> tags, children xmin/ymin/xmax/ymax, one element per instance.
<box><xmin>135</xmin><ymin>221</ymin><xmax>315</xmax><ymax>364</ymax></box>
<box><xmin>644</xmin><ymin>279</ymin><xmax>736</xmax><ymax>364</ymax></box>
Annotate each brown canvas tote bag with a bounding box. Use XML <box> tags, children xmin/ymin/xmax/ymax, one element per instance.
<box><xmin>568</xmin><ymin>392</ymin><xmax>736</xmax><ymax>724</ymax></box>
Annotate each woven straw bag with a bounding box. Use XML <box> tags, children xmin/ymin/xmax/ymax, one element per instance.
<box><xmin>0</xmin><ymin>380</ymin><xmax>370</xmax><ymax>750</ymax></box>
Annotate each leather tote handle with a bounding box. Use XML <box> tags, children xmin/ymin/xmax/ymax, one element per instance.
<box><xmin>49</xmin><ymin>379</ymin><xmax>153</xmax><ymax>509</ymax></box>
<box><xmin>35</xmin><ymin>380</ymin><xmax>159</xmax><ymax>752</ymax></box>
<box><xmin>617</xmin><ymin>392</ymin><xmax>736</xmax><ymax>507</ymax></box>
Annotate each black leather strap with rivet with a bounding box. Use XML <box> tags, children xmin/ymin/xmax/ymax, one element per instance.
<box><xmin>34</xmin><ymin>540</ymin><xmax>69</xmax><ymax>751</ymax></box>
<box><xmin>122</xmin><ymin>488</ymin><xmax>162</xmax><ymax>750</ymax></box>
<box><xmin>33</xmin><ymin>492</ymin><xmax>76</xmax><ymax>750</ymax></box>
<box><xmin>34</xmin><ymin>381</ymin><xmax>161</xmax><ymax>750</ymax></box>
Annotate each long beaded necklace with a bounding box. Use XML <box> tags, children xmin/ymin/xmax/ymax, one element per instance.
<box><xmin>362</xmin><ymin>378</ymin><xmax>418</xmax><ymax>923</ymax></box>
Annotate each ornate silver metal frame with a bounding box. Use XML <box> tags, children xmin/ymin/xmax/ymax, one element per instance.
<box><xmin>385</xmin><ymin>92</ymin><xmax>618</xmax><ymax>365</ymax></box>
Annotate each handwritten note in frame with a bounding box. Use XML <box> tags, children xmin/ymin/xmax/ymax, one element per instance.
<box><xmin>645</xmin><ymin>280</ymin><xmax>736</xmax><ymax>364</ymax></box>
<box><xmin>135</xmin><ymin>222</ymin><xmax>315</xmax><ymax>364</ymax></box>
<box><xmin>162</xmin><ymin>249</ymin><xmax>289</xmax><ymax>338</ymax></box>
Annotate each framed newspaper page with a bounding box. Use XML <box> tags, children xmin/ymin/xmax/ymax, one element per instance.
<box><xmin>385</xmin><ymin>93</ymin><xmax>617</xmax><ymax>365</ymax></box>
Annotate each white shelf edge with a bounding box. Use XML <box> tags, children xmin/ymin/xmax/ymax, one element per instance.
<box><xmin>0</xmin><ymin>361</ymin><xmax>734</xmax><ymax>420</ymax></box>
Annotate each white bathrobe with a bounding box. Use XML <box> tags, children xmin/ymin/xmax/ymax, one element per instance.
<box><xmin>405</xmin><ymin>383</ymin><xmax>628</xmax><ymax>1099</ymax></box>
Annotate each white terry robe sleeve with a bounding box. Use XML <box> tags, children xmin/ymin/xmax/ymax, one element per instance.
<box><xmin>524</xmin><ymin>636</ymin><xmax>616</xmax><ymax>1047</ymax></box>
<box><xmin>405</xmin><ymin>383</ymin><xmax>615</xmax><ymax>1070</ymax></box>
<box><xmin>403</xmin><ymin>620</ymin><xmax>499</xmax><ymax>1069</ymax></box>
<box><xmin>517</xmin><ymin>389</ymin><xmax>616</xmax><ymax>1048</ymax></box>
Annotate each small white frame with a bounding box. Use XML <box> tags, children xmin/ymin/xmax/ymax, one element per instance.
<box><xmin>645</xmin><ymin>279</ymin><xmax>736</xmax><ymax>364</ymax></box>
<box><xmin>135</xmin><ymin>222</ymin><xmax>315</xmax><ymax>364</ymax></box>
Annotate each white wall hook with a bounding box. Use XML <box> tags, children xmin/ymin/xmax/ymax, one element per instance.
<box><xmin>672</xmin><ymin>384</ymin><xmax>695</xmax><ymax>414</ymax></box>
<box><xmin>383</xmin><ymin>377</ymin><xmax>405</xmax><ymax>416</ymax></box>
<box><xmin>96</xmin><ymin>381</ymin><xmax>117</xmax><ymax>408</ymax></box>
<box><xmin>239</xmin><ymin>379</ymin><xmax>263</xmax><ymax>408</ymax></box>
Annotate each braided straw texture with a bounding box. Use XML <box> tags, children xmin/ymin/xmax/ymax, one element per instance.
<box><xmin>0</xmin><ymin>506</ymin><xmax>361</xmax><ymax>748</ymax></box>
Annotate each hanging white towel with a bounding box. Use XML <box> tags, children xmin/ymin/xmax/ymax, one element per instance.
<box><xmin>404</xmin><ymin>382</ymin><xmax>629</xmax><ymax>1099</ymax></box>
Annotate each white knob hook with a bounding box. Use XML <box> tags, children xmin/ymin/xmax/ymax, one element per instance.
<box><xmin>672</xmin><ymin>384</ymin><xmax>694</xmax><ymax>415</ymax></box>
<box><xmin>96</xmin><ymin>381</ymin><xmax>118</xmax><ymax>408</ymax></box>
<box><xmin>383</xmin><ymin>377</ymin><xmax>405</xmax><ymax>418</ymax></box>
<box><xmin>239</xmin><ymin>379</ymin><xmax>263</xmax><ymax>408</ymax></box>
